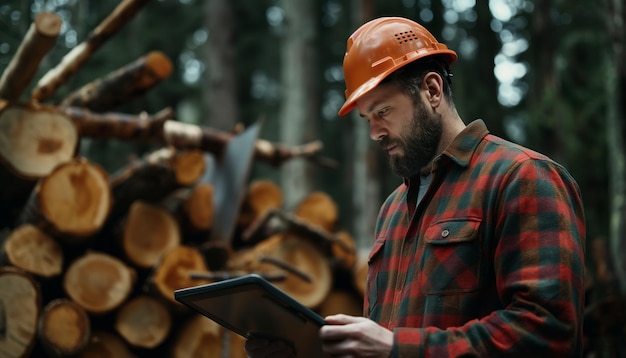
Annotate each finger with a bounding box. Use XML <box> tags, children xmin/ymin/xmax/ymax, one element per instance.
<box><xmin>324</xmin><ymin>313</ymin><xmax>362</xmax><ymax>325</ymax></box>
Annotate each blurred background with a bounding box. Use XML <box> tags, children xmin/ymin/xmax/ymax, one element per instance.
<box><xmin>1</xmin><ymin>0</ymin><xmax>625</xmax><ymax>356</ymax></box>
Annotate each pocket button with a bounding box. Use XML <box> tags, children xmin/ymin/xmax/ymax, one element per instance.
<box><xmin>441</xmin><ymin>229</ymin><xmax>450</xmax><ymax>238</ymax></box>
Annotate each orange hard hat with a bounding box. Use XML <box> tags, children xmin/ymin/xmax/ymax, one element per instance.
<box><xmin>338</xmin><ymin>17</ymin><xmax>457</xmax><ymax>116</ymax></box>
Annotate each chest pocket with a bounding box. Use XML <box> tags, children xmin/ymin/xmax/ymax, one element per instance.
<box><xmin>420</xmin><ymin>218</ymin><xmax>481</xmax><ymax>295</ymax></box>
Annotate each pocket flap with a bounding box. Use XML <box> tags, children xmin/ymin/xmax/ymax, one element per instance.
<box><xmin>424</xmin><ymin>218</ymin><xmax>481</xmax><ymax>244</ymax></box>
<box><xmin>368</xmin><ymin>236</ymin><xmax>386</xmax><ymax>263</ymax></box>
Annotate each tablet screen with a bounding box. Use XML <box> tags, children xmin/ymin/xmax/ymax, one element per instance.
<box><xmin>174</xmin><ymin>274</ymin><xmax>328</xmax><ymax>358</ymax></box>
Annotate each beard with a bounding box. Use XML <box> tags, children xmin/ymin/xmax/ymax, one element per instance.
<box><xmin>380</xmin><ymin>100</ymin><xmax>442</xmax><ymax>178</ymax></box>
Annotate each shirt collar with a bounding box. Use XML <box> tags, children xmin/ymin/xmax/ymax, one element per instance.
<box><xmin>438</xmin><ymin>119</ymin><xmax>490</xmax><ymax>168</ymax></box>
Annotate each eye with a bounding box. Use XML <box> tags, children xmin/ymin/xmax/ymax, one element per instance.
<box><xmin>377</xmin><ymin>107</ymin><xmax>389</xmax><ymax>117</ymax></box>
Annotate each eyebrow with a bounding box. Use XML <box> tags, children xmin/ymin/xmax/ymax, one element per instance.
<box><xmin>358</xmin><ymin>99</ymin><xmax>386</xmax><ymax>118</ymax></box>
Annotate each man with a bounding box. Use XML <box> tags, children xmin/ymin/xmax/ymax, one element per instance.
<box><xmin>246</xmin><ymin>16</ymin><xmax>585</xmax><ymax>357</ymax></box>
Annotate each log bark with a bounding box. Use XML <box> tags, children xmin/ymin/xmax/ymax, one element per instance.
<box><xmin>114</xmin><ymin>295</ymin><xmax>171</xmax><ymax>349</ymax></box>
<box><xmin>1</xmin><ymin>224</ymin><xmax>63</xmax><ymax>278</ymax></box>
<box><xmin>78</xmin><ymin>331</ymin><xmax>135</xmax><ymax>358</ymax></box>
<box><xmin>228</xmin><ymin>233</ymin><xmax>332</xmax><ymax>308</ymax></box>
<box><xmin>65</xmin><ymin>106</ymin><xmax>172</xmax><ymax>141</ymax></box>
<box><xmin>122</xmin><ymin>201</ymin><xmax>181</xmax><ymax>269</ymax></box>
<box><xmin>0</xmin><ymin>103</ymin><xmax>78</xmax><ymax>228</ymax></box>
<box><xmin>0</xmin><ymin>267</ymin><xmax>41</xmax><ymax>358</ymax></box>
<box><xmin>64</xmin><ymin>106</ymin><xmax>331</xmax><ymax>167</ymax></box>
<box><xmin>31</xmin><ymin>0</ymin><xmax>151</xmax><ymax>101</ymax></box>
<box><xmin>19</xmin><ymin>157</ymin><xmax>111</xmax><ymax>239</ymax></box>
<box><xmin>0</xmin><ymin>12</ymin><xmax>62</xmax><ymax>102</ymax></box>
<box><xmin>150</xmin><ymin>245</ymin><xmax>210</xmax><ymax>306</ymax></box>
<box><xmin>61</xmin><ymin>51</ymin><xmax>173</xmax><ymax>111</ymax></box>
<box><xmin>63</xmin><ymin>251</ymin><xmax>136</xmax><ymax>315</ymax></box>
<box><xmin>38</xmin><ymin>298</ymin><xmax>91</xmax><ymax>357</ymax></box>
<box><xmin>170</xmin><ymin>314</ymin><xmax>247</xmax><ymax>358</ymax></box>
<box><xmin>108</xmin><ymin>147</ymin><xmax>206</xmax><ymax>223</ymax></box>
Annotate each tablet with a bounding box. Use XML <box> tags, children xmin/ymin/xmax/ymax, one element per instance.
<box><xmin>174</xmin><ymin>274</ymin><xmax>328</xmax><ymax>358</ymax></box>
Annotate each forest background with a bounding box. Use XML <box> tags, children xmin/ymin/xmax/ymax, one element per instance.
<box><xmin>1</xmin><ymin>0</ymin><xmax>625</xmax><ymax>354</ymax></box>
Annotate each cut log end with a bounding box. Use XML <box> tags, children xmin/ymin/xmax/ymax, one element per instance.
<box><xmin>35</xmin><ymin>12</ymin><xmax>63</xmax><ymax>37</ymax></box>
<box><xmin>152</xmin><ymin>245</ymin><xmax>211</xmax><ymax>305</ymax></box>
<box><xmin>38</xmin><ymin>299</ymin><xmax>91</xmax><ymax>356</ymax></box>
<box><xmin>172</xmin><ymin>149</ymin><xmax>206</xmax><ymax>186</ymax></box>
<box><xmin>238</xmin><ymin>179</ymin><xmax>283</xmax><ymax>228</ymax></box>
<box><xmin>294</xmin><ymin>191</ymin><xmax>338</xmax><ymax>233</ymax></box>
<box><xmin>39</xmin><ymin>158</ymin><xmax>111</xmax><ymax>237</ymax></box>
<box><xmin>233</xmin><ymin>233</ymin><xmax>332</xmax><ymax>308</ymax></box>
<box><xmin>0</xmin><ymin>105</ymin><xmax>77</xmax><ymax>178</ymax></box>
<box><xmin>0</xmin><ymin>268</ymin><xmax>40</xmax><ymax>358</ymax></box>
<box><xmin>171</xmin><ymin>314</ymin><xmax>247</xmax><ymax>358</ymax></box>
<box><xmin>145</xmin><ymin>51</ymin><xmax>173</xmax><ymax>81</ymax></box>
<box><xmin>182</xmin><ymin>183</ymin><xmax>214</xmax><ymax>231</ymax></box>
<box><xmin>3</xmin><ymin>224</ymin><xmax>63</xmax><ymax>277</ymax></box>
<box><xmin>115</xmin><ymin>295</ymin><xmax>171</xmax><ymax>349</ymax></box>
<box><xmin>123</xmin><ymin>201</ymin><xmax>180</xmax><ymax>268</ymax></box>
<box><xmin>79</xmin><ymin>331</ymin><xmax>135</xmax><ymax>358</ymax></box>
<box><xmin>64</xmin><ymin>252</ymin><xmax>135</xmax><ymax>314</ymax></box>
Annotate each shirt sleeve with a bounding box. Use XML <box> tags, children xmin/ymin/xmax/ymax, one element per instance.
<box><xmin>391</xmin><ymin>158</ymin><xmax>586</xmax><ymax>357</ymax></box>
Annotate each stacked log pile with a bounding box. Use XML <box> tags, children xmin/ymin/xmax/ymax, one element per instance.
<box><xmin>0</xmin><ymin>2</ymin><xmax>366</xmax><ymax>357</ymax></box>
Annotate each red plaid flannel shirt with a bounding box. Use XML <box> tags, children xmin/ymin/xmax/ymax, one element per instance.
<box><xmin>366</xmin><ymin>120</ymin><xmax>585</xmax><ymax>357</ymax></box>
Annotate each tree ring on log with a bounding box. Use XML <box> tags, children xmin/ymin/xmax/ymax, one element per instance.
<box><xmin>39</xmin><ymin>158</ymin><xmax>111</xmax><ymax>237</ymax></box>
<box><xmin>0</xmin><ymin>105</ymin><xmax>77</xmax><ymax>178</ymax></box>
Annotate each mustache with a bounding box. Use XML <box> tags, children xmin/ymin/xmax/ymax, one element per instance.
<box><xmin>379</xmin><ymin>137</ymin><xmax>396</xmax><ymax>149</ymax></box>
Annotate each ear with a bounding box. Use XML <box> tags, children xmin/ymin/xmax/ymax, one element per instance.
<box><xmin>423</xmin><ymin>72</ymin><xmax>444</xmax><ymax>108</ymax></box>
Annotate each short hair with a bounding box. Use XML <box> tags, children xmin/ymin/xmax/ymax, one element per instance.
<box><xmin>381</xmin><ymin>57</ymin><xmax>455</xmax><ymax>107</ymax></box>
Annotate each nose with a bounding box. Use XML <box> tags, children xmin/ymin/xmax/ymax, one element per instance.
<box><xmin>369</xmin><ymin>119</ymin><xmax>387</xmax><ymax>141</ymax></box>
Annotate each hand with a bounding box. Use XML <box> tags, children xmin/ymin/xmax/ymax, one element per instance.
<box><xmin>244</xmin><ymin>335</ymin><xmax>296</xmax><ymax>358</ymax></box>
<box><xmin>320</xmin><ymin>314</ymin><xmax>393</xmax><ymax>357</ymax></box>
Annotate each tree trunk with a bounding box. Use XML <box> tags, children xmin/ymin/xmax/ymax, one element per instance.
<box><xmin>0</xmin><ymin>267</ymin><xmax>41</xmax><ymax>358</ymax></box>
<box><xmin>38</xmin><ymin>298</ymin><xmax>91</xmax><ymax>357</ymax></box>
<box><xmin>607</xmin><ymin>0</ymin><xmax>626</xmax><ymax>294</ymax></box>
<box><xmin>205</xmin><ymin>0</ymin><xmax>238</xmax><ymax>131</ymax></box>
<box><xmin>279</xmin><ymin>0</ymin><xmax>319</xmax><ymax>209</ymax></box>
<box><xmin>349</xmin><ymin>0</ymin><xmax>380</xmax><ymax>250</ymax></box>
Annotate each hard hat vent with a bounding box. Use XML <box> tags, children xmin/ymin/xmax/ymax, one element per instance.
<box><xmin>394</xmin><ymin>31</ymin><xmax>418</xmax><ymax>44</ymax></box>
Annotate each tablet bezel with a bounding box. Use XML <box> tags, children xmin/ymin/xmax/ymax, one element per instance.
<box><xmin>174</xmin><ymin>274</ymin><xmax>327</xmax><ymax>358</ymax></box>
